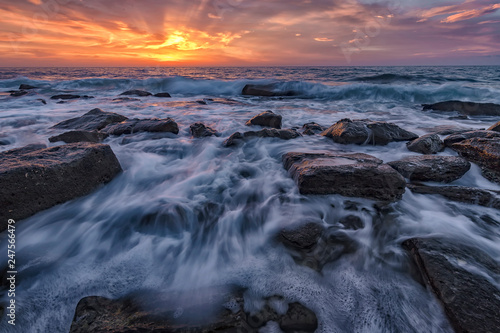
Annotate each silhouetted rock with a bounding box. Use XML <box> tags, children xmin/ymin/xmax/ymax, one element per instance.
<box><xmin>102</xmin><ymin>118</ymin><xmax>179</xmax><ymax>136</ymax></box>
<box><xmin>49</xmin><ymin>131</ymin><xmax>109</xmax><ymax>144</ymax></box>
<box><xmin>451</xmin><ymin>137</ymin><xmax>500</xmax><ymax>183</ymax></box>
<box><xmin>190</xmin><ymin>122</ymin><xmax>218</xmax><ymax>138</ymax></box>
<box><xmin>154</xmin><ymin>92</ymin><xmax>171</xmax><ymax>98</ymax></box>
<box><xmin>119</xmin><ymin>89</ymin><xmax>152</xmax><ymax>97</ymax></box>
<box><xmin>19</xmin><ymin>84</ymin><xmax>37</xmax><ymax>90</ymax></box>
<box><xmin>406</xmin><ymin>134</ymin><xmax>444</xmax><ymax>154</ymax></box>
<box><xmin>283</xmin><ymin>152</ymin><xmax>406</xmax><ymax>201</ymax></box>
<box><xmin>246</xmin><ymin>110</ymin><xmax>282</xmax><ymax>129</ymax></box>
<box><xmin>488</xmin><ymin>121</ymin><xmax>500</xmax><ymax>132</ymax></box>
<box><xmin>52</xmin><ymin>108</ymin><xmax>128</xmax><ymax>131</ymax></box>
<box><xmin>50</xmin><ymin>94</ymin><xmax>81</xmax><ymax>100</ymax></box>
<box><xmin>403</xmin><ymin>238</ymin><xmax>500</xmax><ymax>333</ymax></box>
<box><xmin>223</xmin><ymin>128</ymin><xmax>300</xmax><ymax>147</ymax></box>
<box><xmin>422</xmin><ymin>100</ymin><xmax>500</xmax><ymax>116</ymax></box>
<box><xmin>321</xmin><ymin>119</ymin><xmax>418</xmax><ymax>145</ymax></box>
<box><xmin>242</xmin><ymin>83</ymin><xmax>297</xmax><ymax>97</ymax></box>
<box><xmin>444</xmin><ymin>130</ymin><xmax>500</xmax><ymax>147</ymax></box>
<box><xmin>387</xmin><ymin>156</ymin><xmax>470</xmax><ymax>183</ymax></box>
<box><xmin>302</xmin><ymin>122</ymin><xmax>326</xmax><ymax>135</ymax></box>
<box><xmin>10</xmin><ymin>90</ymin><xmax>28</xmax><ymax>97</ymax></box>
<box><xmin>37</xmin><ymin>99</ymin><xmax>47</xmax><ymax>105</ymax></box>
<box><xmin>112</xmin><ymin>97</ymin><xmax>140</xmax><ymax>102</ymax></box>
<box><xmin>0</xmin><ymin>143</ymin><xmax>122</xmax><ymax>232</ymax></box>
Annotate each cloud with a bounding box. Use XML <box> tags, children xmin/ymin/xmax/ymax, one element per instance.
<box><xmin>442</xmin><ymin>3</ymin><xmax>500</xmax><ymax>22</ymax></box>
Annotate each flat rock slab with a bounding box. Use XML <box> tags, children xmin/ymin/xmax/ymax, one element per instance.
<box><xmin>0</xmin><ymin>143</ymin><xmax>122</xmax><ymax>232</ymax></box>
<box><xmin>321</xmin><ymin>118</ymin><xmax>418</xmax><ymax>145</ymax></box>
<box><xmin>388</xmin><ymin>156</ymin><xmax>470</xmax><ymax>183</ymax></box>
<box><xmin>223</xmin><ymin>128</ymin><xmax>301</xmax><ymax>147</ymax></box>
<box><xmin>102</xmin><ymin>118</ymin><xmax>179</xmax><ymax>136</ymax></box>
<box><xmin>242</xmin><ymin>83</ymin><xmax>297</xmax><ymax>97</ymax></box>
<box><xmin>488</xmin><ymin>121</ymin><xmax>500</xmax><ymax>132</ymax></box>
<box><xmin>190</xmin><ymin>122</ymin><xmax>218</xmax><ymax>138</ymax></box>
<box><xmin>422</xmin><ymin>100</ymin><xmax>500</xmax><ymax>116</ymax></box>
<box><xmin>403</xmin><ymin>238</ymin><xmax>500</xmax><ymax>333</ymax></box>
<box><xmin>119</xmin><ymin>89</ymin><xmax>152</xmax><ymax>97</ymax></box>
<box><xmin>406</xmin><ymin>134</ymin><xmax>444</xmax><ymax>154</ymax></box>
<box><xmin>49</xmin><ymin>130</ymin><xmax>109</xmax><ymax>143</ymax></box>
<box><xmin>283</xmin><ymin>152</ymin><xmax>406</xmax><ymax>202</ymax></box>
<box><xmin>246</xmin><ymin>110</ymin><xmax>282</xmax><ymax>129</ymax></box>
<box><xmin>52</xmin><ymin>108</ymin><xmax>128</xmax><ymax>131</ymax></box>
<box><xmin>444</xmin><ymin>130</ymin><xmax>500</xmax><ymax>147</ymax></box>
<box><xmin>451</xmin><ymin>137</ymin><xmax>500</xmax><ymax>183</ymax></box>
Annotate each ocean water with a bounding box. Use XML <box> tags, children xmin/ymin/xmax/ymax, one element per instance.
<box><xmin>0</xmin><ymin>66</ymin><xmax>499</xmax><ymax>332</ymax></box>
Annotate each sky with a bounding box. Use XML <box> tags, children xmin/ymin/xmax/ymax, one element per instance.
<box><xmin>0</xmin><ymin>0</ymin><xmax>499</xmax><ymax>66</ymax></box>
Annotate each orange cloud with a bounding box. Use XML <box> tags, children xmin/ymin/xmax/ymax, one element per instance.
<box><xmin>442</xmin><ymin>3</ymin><xmax>500</xmax><ymax>23</ymax></box>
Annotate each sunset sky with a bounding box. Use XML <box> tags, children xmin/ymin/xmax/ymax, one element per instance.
<box><xmin>1</xmin><ymin>0</ymin><xmax>499</xmax><ymax>66</ymax></box>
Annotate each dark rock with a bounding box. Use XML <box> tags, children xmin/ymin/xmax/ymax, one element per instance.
<box><xmin>321</xmin><ymin>119</ymin><xmax>418</xmax><ymax>145</ymax></box>
<box><xmin>102</xmin><ymin>118</ymin><xmax>179</xmax><ymax>136</ymax></box>
<box><xmin>10</xmin><ymin>90</ymin><xmax>28</xmax><ymax>97</ymax></box>
<box><xmin>279</xmin><ymin>303</ymin><xmax>318</xmax><ymax>333</ymax></box>
<box><xmin>49</xmin><ymin>131</ymin><xmax>109</xmax><ymax>144</ymax></box>
<box><xmin>403</xmin><ymin>238</ymin><xmax>500</xmax><ymax>333</ymax></box>
<box><xmin>487</xmin><ymin>121</ymin><xmax>500</xmax><ymax>132</ymax></box>
<box><xmin>190</xmin><ymin>122</ymin><xmax>218</xmax><ymax>138</ymax></box>
<box><xmin>444</xmin><ymin>130</ymin><xmax>500</xmax><ymax>147</ymax></box>
<box><xmin>50</xmin><ymin>94</ymin><xmax>81</xmax><ymax>100</ymax></box>
<box><xmin>422</xmin><ymin>100</ymin><xmax>500</xmax><ymax>116</ymax></box>
<box><xmin>223</xmin><ymin>128</ymin><xmax>300</xmax><ymax>147</ymax></box>
<box><xmin>449</xmin><ymin>115</ymin><xmax>469</xmax><ymax>120</ymax></box>
<box><xmin>37</xmin><ymin>99</ymin><xmax>47</xmax><ymax>105</ymax></box>
<box><xmin>302</xmin><ymin>122</ymin><xmax>325</xmax><ymax>135</ymax></box>
<box><xmin>387</xmin><ymin>156</ymin><xmax>470</xmax><ymax>183</ymax></box>
<box><xmin>154</xmin><ymin>92</ymin><xmax>171</xmax><ymax>98</ymax></box>
<box><xmin>112</xmin><ymin>97</ymin><xmax>141</xmax><ymax>102</ymax></box>
<box><xmin>119</xmin><ymin>89</ymin><xmax>152</xmax><ymax>97</ymax></box>
<box><xmin>280</xmin><ymin>222</ymin><xmax>324</xmax><ymax>250</ymax></box>
<box><xmin>407</xmin><ymin>183</ymin><xmax>500</xmax><ymax>209</ymax></box>
<box><xmin>19</xmin><ymin>84</ymin><xmax>37</xmax><ymax>90</ymax></box>
<box><xmin>0</xmin><ymin>143</ymin><xmax>122</xmax><ymax>232</ymax></box>
<box><xmin>406</xmin><ymin>134</ymin><xmax>444</xmax><ymax>154</ymax></box>
<box><xmin>242</xmin><ymin>83</ymin><xmax>297</xmax><ymax>97</ymax></box>
<box><xmin>283</xmin><ymin>152</ymin><xmax>406</xmax><ymax>202</ymax></box>
<box><xmin>451</xmin><ymin>137</ymin><xmax>500</xmax><ymax>183</ymax></box>
<box><xmin>52</xmin><ymin>108</ymin><xmax>128</xmax><ymax>131</ymax></box>
<box><xmin>425</xmin><ymin>125</ymin><xmax>477</xmax><ymax>136</ymax></box>
<box><xmin>339</xmin><ymin>215</ymin><xmax>364</xmax><ymax>230</ymax></box>
<box><xmin>245</xmin><ymin>111</ymin><xmax>282</xmax><ymax>129</ymax></box>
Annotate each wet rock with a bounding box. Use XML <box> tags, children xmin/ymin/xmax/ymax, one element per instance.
<box><xmin>154</xmin><ymin>92</ymin><xmax>171</xmax><ymax>98</ymax></box>
<box><xmin>387</xmin><ymin>156</ymin><xmax>470</xmax><ymax>183</ymax></box>
<box><xmin>119</xmin><ymin>89</ymin><xmax>152</xmax><ymax>97</ymax></box>
<box><xmin>245</xmin><ymin>110</ymin><xmax>282</xmax><ymax>129</ymax></box>
<box><xmin>403</xmin><ymin>238</ymin><xmax>500</xmax><ymax>333</ymax></box>
<box><xmin>406</xmin><ymin>134</ymin><xmax>444</xmax><ymax>154</ymax></box>
<box><xmin>339</xmin><ymin>215</ymin><xmax>364</xmax><ymax>230</ymax></box>
<box><xmin>0</xmin><ymin>143</ymin><xmax>122</xmax><ymax>232</ymax></box>
<box><xmin>444</xmin><ymin>130</ymin><xmax>500</xmax><ymax>147</ymax></box>
<box><xmin>425</xmin><ymin>125</ymin><xmax>477</xmax><ymax>136</ymax></box>
<box><xmin>223</xmin><ymin>128</ymin><xmax>300</xmax><ymax>147</ymax></box>
<box><xmin>50</xmin><ymin>94</ymin><xmax>83</xmax><ymax>100</ymax></box>
<box><xmin>283</xmin><ymin>152</ymin><xmax>406</xmax><ymax>202</ymax></box>
<box><xmin>422</xmin><ymin>100</ymin><xmax>500</xmax><ymax>116</ymax></box>
<box><xmin>19</xmin><ymin>84</ymin><xmax>37</xmax><ymax>90</ymax></box>
<box><xmin>242</xmin><ymin>83</ymin><xmax>297</xmax><ymax>97</ymax></box>
<box><xmin>487</xmin><ymin>121</ymin><xmax>500</xmax><ymax>132</ymax></box>
<box><xmin>102</xmin><ymin>118</ymin><xmax>179</xmax><ymax>136</ymax></box>
<box><xmin>190</xmin><ymin>122</ymin><xmax>218</xmax><ymax>138</ymax></box>
<box><xmin>302</xmin><ymin>122</ymin><xmax>326</xmax><ymax>135</ymax></box>
<box><xmin>49</xmin><ymin>131</ymin><xmax>109</xmax><ymax>144</ymax></box>
<box><xmin>451</xmin><ymin>137</ymin><xmax>500</xmax><ymax>183</ymax></box>
<box><xmin>52</xmin><ymin>108</ymin><xmax>128</xmax><ymax>131</ymax></box>
<box><xmin>321</xmin><ymin>119</ymin><xmax>418</xmax><ymax>145</ymax></box>
<box><xmin>10</xmin><ymin>90</ymin><xmax>28</xmax><ymax>97</ymax></box>
<box><xmin>112</xmin><ymin>97</ymin><xmax>140</xmax><ymax>102</ymax></box>
<box><xmin>279</xmin><ymin>303</ymin><xmax>318</xmax><ymax>333</ymax></box>
<box><xmin>280</xmin><ymin>222</ymin><xmax>324</xmax><ymax>250</ymax></box>
<box><xmin>407</xmin><ymin>183</ymin><xmax>500</xmax><ymax>209</ymax></box>
<box><xmin>37</xmin><ymin>98</ymin><xmax>47</xmax><ymax>105</ymax></box>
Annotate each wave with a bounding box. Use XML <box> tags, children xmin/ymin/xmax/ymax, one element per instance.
<box><xmin>351</xmin><ymin>73</ymin><xmax>479</xmax><ymax>84</ymax></box>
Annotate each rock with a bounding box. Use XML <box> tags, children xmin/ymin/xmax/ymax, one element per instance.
<box><xmin>451</xmin><ymin>137</ymin><xmax>500</xmax><ymax>183</ymax></box>
<box><xmin>112</xmin><ymin>97</ymin><xmax>140</xmax><ymax>102</ymax></box>
<box><xmin>425</xmin><ymin>125</ymin><xmax>477</xmax><ymax>136</ymax></box>
<box><xmin>19</xmin><ymin>84</ymin><xmax>37</xmax><ymax>90</ymax></box>
<box><xmin>190</xmin><ymin>122</ymin><xmax>218</xmax><ymax>138</ymax></box>
<box><xmin>487</xmin><ymin>121</ymin><xmax>500</xmax><ymax>132</ymax></box>
<box><xmin>154</xmin><ymin>92</ymin><xmax>171</xmax><ymax>98</ymax></box>
<box><xmin>321</xmin><ymin>119</ymin><xmax>418</xmax><ymax>145</ymax></box>
<box><xmin>280</xmin><ymin>222</ymin><xmax>325</xmax><ymax>250</ymax></box>
<box><xmin>10</xmin><ymin>90</ymin><xmax>28</xmax><ymax>97</ymax></box>
<box><xmin>339</xmin><ymin>215</ymin><xmax>364</xmax><ymax>230</ymax></box>
<box><xmin>279</xmin><ymin>303</ymin><xmax>318</xmax><ymax>333</ymax></box>
<box><xmin>283</xmin><ymin>152</ymin><xmax>406</xmax><ymax>201</ymax></box>
<box><xmin>119</xmin><ymin>89</ymin><xmax>152</xmax><ymax>97</ymax></box>
<box><xmin>403</xmin><ymin>238</ymin><xmax>500</xmax><ymax>333</ymax></box>
<box><xmin>302</xmin><ymin>122</ymin><xmax>326</xmax><ymax>135</ymax></box>
<box><xmin>37</xmin><ymin>99</ymin><xmax>47</xmax><ymax>105</ymax></box>
<box><xmin>242</xmin><ymin>83</ymin><xmax>297</xmax><ymax>97</ymax></box>
<box><xmin>245</xmin><ymin>111</ymin><xmax>282</xmax><ymax>129</ymax></box>
<box><xmin>102</xmin><ymin>118</ymin><xmax>179</xmax><ymax>136</ymax></box>
<box><xmin>0</xmin><ymin>143</ymin><xmax>122</xmax><ymax>232</ymax></box>
<box><xmin>223</xmin><ymin>129</ymin><xmax>300</xmax><ymax>147</ymax></box>
<box><xmin>49</xmin><ymin>131</ymin><xmax>109</xmax><ymax>144</ymax></box>
<box><xmin>406</xmin><ymin>134</ymin><xmax>444</xmax><ymax>154</ymax></box>
<box><xmin>387</xmin><ymin>156</ymin><xmax>470</xmax><ymax>183</ymax></box>
<box><xmin>50</xmin><ymin>94</ymin><xmax>81</xmax><ymax>100</ymax></box>
<box><xmin>52</xmin><ymin>108</ymin><xmax>128</xmax><ymax>131</ymax></box>
<box><xmin>444</xmin><ymin>130</ymin><xmax>500</xmax><ymax>147</ymax></box>
<box><xmin>422</xmin><ymin>100</ymin><xmax>500</xmax><ymax>116</ymax></box>
<box><xmin>407</xmin><ymin>183</ymin><xmax>500</xmax><ymax>209</ymax></box>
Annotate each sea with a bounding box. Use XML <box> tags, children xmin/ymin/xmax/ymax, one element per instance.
<box><xmin>0</xmin><ymin>66</ymin><xmax>499</xmax><ymax>332</ymax></box>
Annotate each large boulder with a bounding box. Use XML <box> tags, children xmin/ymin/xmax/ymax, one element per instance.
<box><xmin>321</xmin><ymin>119</ymin><xmax>418</xmax><ymax>145</ymax></box>
<box><xmin>487</xmin><ymin>121</ymin><xmax>500</xmax><ymax>132</ymax></box>
<box><xmin>190</xmin><ymin>122</ymin><xmax>218</xmax><ymax>138</ymax></box>
<box><xmin>387</xmin><ymin>156</ymin><xmax>470</xmax><ymax>183</ymax></box>
<box><xmin>102</xmin><ymin>118</ymin><xmax>179</xmax><ymax>136</ymax></box>
<box><xmin>49</xmin><ymin>131</ymin><xmax>109</xmax><ymax>144</ymax></box>
<box><xmin>444</xmin><ymin>130</ymin><xmax>500</xmax><ymax>147</ymax></box>
<box><xmin>119</xmin><ymin>89</ymin><xmax>152</xmax><ymax>97</ymax></box>
<box><xmin>223</xmin><ymin>128</ymin><xmax>301</xmax><ymax>147</ymax></box>
<box><xmin>422</xmin><ymin>100</ymin><xmax>500</xmax><ymax>116</ymax></box>
<box><xmin>0</xmin><ymin>143</ymin><xmax>122</xmax><ymax>232</ymax></box>
<box><xmin>451</xmin><ymin>137</ymin><xmax>500</xmax><ymax>183</ymax></box>
<box><xmin>403</xmin><ymin>238</ymin><xmax>500</xmax><ymax>333</ymax></box>
<box><xmin>283</xmin><ymin>152</ymin><xmax>406</xmax><ymax>202</ymax></box>
<box><xmin>245</xmin><ymin>111</ymin><xmax>282</xmax><ymax>129</ymax></box>
<box><xmin>242</xmin><ymin>83</ymin><xmax>297</xmax><ymax>97</ymax></box>
<box><xmin>52</xmin><ymin>108</ymin><xmax>128</xmax><ymax>131</ymax></box>
<box><xmin>406</xmin><ymin>134</ymin><xmax>444</xmax><ymax>154</ymax></box>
